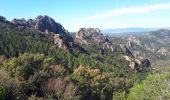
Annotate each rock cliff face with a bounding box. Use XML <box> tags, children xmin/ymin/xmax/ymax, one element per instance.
<box><xmin>75</xmin><ymin>28</ymin><xmax>114</xmax><ymax>52</ymax></box>
<box><xmin>35</xmin><ymin>16</ymin><xmax>65</xmax><ymax>34</ymax></box>
<box><xmin>33</xmin><ymin>16</ymin><xmax>73</xmax><ymax>49</ymax></box>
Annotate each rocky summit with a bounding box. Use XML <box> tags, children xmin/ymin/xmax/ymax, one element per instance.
<box><xmin>0</xmin><ymin>15</ymin><xmax>72</xmax><ymax>43</ymax></box>
<box><xmin>75</xmin><ymin>28</ymin><xmax>114</xmax><ymax>52</ymax></box>
<box><xmin>35</xmin><ymin>16</ymin><xmax>64</xmax><ymax>33</ymax></box>
<box><xmin>33</xmin><ymin>15</ymin><xmax>73</xmax><ymax>50</ymax></box>
<box><xmin>34</xmin><ymin>15</ymin><xmax>72</xmax><ymax>41</ymax></box>
<box><xmin>0</xmin><ymin>15</ymin><xmax>74</xmax><ymax>51</ymax></box>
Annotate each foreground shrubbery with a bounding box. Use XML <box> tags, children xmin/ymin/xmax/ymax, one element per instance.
<box><xmin>0</xmin><ymin>53</ymin><xmax>80</xmax><ymax>99</ymax></box>
<box><xmin>127</xmin><ymin>72</ymin><xmax>170</xmax><ymax>100</ymax></box>
<box><xmin>0</xmin><ymin>53</ymin><xmax>134</xmax><ymax>99</ymax></box>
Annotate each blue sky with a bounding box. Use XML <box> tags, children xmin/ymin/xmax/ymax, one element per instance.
<box><xmin>1</xmin><ymin>0</ymin><xmax>170</xmax><ymax>31</ymax></box>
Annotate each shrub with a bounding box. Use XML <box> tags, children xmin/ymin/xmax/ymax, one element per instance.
<box><xmin>112</xmin><ymin>91</ymin><xmax>126</xmax><ymax>100</ymax></box>
<box><xmin>0</xmin><ymin>86</ymin><xmax>9</xmax><ymax>100</ymax></box>
<box><xmin>71</xmin><ymin>65</ymin><xmax>115</xmax><ymax>100</ymax></box>
<box><xmin>41</xmin><ymin>77</ymin><xmax>80</xmax><ymax>100</ymax></box>
<box><xmin>127</xmin><ymin>73</ymin><xmax>170</xmax><ymax>100</ymax></box>
<box><xmin>2</xmin><ymin>53</ymin><xmax>53</xmax><ymax>80</ymax></box>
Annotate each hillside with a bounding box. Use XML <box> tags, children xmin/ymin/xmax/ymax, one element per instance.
<box><xmin>0</xmin><ymin>15</ymin><xmax>169</xmax><ymax>100</ymax></box>
<box><xmin>115</xmin><ymin>29</ymin><xmax>170</xmax><ymax>68</ymax></box>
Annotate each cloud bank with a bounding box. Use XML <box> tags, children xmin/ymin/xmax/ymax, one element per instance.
<box><xmin>78</xmin><ymin>3</ymin><xmax>170</xmax><ymax>21</ymax></box>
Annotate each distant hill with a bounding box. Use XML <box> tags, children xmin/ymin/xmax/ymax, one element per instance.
<box><xmin>121</xmin><ymin>29</ymin><xmax>170</xmax><ymax>62</ymax></box>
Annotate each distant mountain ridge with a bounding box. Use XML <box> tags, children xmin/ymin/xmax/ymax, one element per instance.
<box><xmin>102</xmin><ymin>27</ymin><xmax>161</xmax><ymax>33</ymax></box>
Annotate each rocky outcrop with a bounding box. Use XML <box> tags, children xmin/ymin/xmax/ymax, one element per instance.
<box><xmin>75</xmin><ymin>28</ymin><xmax>107</xmax><ymax>44</ymax></box>
<box><xmin>11</xmin><ymin>18</ymin><xmax>28</xmax><ymax>28</ymax></box>
<box><xmin>75</xmin><ymin>28</ymin><xmax>113</xmax><ymax>52</ymax></box>
<box><xmin>35</xmin><ymin>16</ymin><xmax>63</xmax><ymax>33</ymax></box>
<box><xmin>0</xmin><ymin>16</ymin><xmax>10</xmax><ymax>23</ymax></box>
<box><xmin>0</xmin><ymin>15</ymin><xmax>88</xmax><ymax>52</ymax></box>
<box><xmin>4</xmin><ymin>15</ymin><xmax>72</xmax><ymax>42</ymax></box>
<box><xmin>53</xmin><ymin>34</ymin><xmax>69</xmax><ymax>51</ymax></box>
<box><xmin>34</xmin><ymin>15</ymin><xmax>73</xmax><ymax>42</ymax></box>
<box><xmin>123</xmin><ymin>55</ymin><xmax>151</xmax><ymax>72</ymax></box>
<box><xmin>120</xmin><ymin>44</ymin><xmax>133</xmax><ymax>56</ymax></box>
<box><xmin>129</xmin><ymin>61</ymin><xmax>136</xmax><ymax>70</ymax></box>
<box><xmin>52</xmin><ymin>33</ymin><xmax>86</xmax><ymax>52</ymax></box>
<box><xmin>0</xmin><ymin>15</ymin><xmax>74</xmax><ymax>51</ymax></box>
<box><xmin>157</xmin><ymin>47</ymin><xmax>169</xmax><ymax>56</ymax></box>
<box><xmin>126</xmin><ymin>36</ymin><xmax>140</xmax><ymax>47</ymax></box>
<box><xmin>0</xmin><ymin>16</ymin><xmax>7</xmax><ymax>22</ymax></box>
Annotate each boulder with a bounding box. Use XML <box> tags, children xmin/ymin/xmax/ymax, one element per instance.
<box><xmin>123</xmin><ymin>55</ymin><xmax>131</xmax><ymax>61</ymax></box>
<box><xmin>53</xmin><ymin>34</ymin><xmax>69</xmax><ymax>51</ymax></box>
<box><xmin>129</xmin><ymin>61</ymin><xmax>136</xmax><ymax>70</ymax></box>
<box><xmin>134</xmin><ymin>59</ymin><xmax>142</xmax><ymax>65</ymax></box>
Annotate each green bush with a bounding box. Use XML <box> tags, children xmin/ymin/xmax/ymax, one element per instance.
<box><xmin>0</xmin><ymin>86</ymin><xmax>9</xmax><ymax>100</ymax></box>
<box><xmin>127</xmin><ymin>73</ymin><xmax>170</xmax><ymax>100</ymax></box>
<box><xmin>2</xmin><ymin>53</ymin><xmax>53</xmax><ymax>80</ymax></box>
<box><xmin>112</xmin><ymin>91</ymin><xmax>126</xmax><ymax>100</ymax></box>
<box><xmin>71</xmin><ymin>65</ymin><xmax>116</xmax><ymax>100</ymax></box>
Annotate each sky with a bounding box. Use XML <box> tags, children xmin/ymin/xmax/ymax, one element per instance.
<box><xmin>1</xmin><ymin>0</ymin><xmax>170</xmax><ymax>31</ymax></box>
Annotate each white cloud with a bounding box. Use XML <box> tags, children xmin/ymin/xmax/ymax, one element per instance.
<box><xmin>78</xmin><ymin>3</ymin><xmax>170</xmax><ymax>21</ymax></box>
